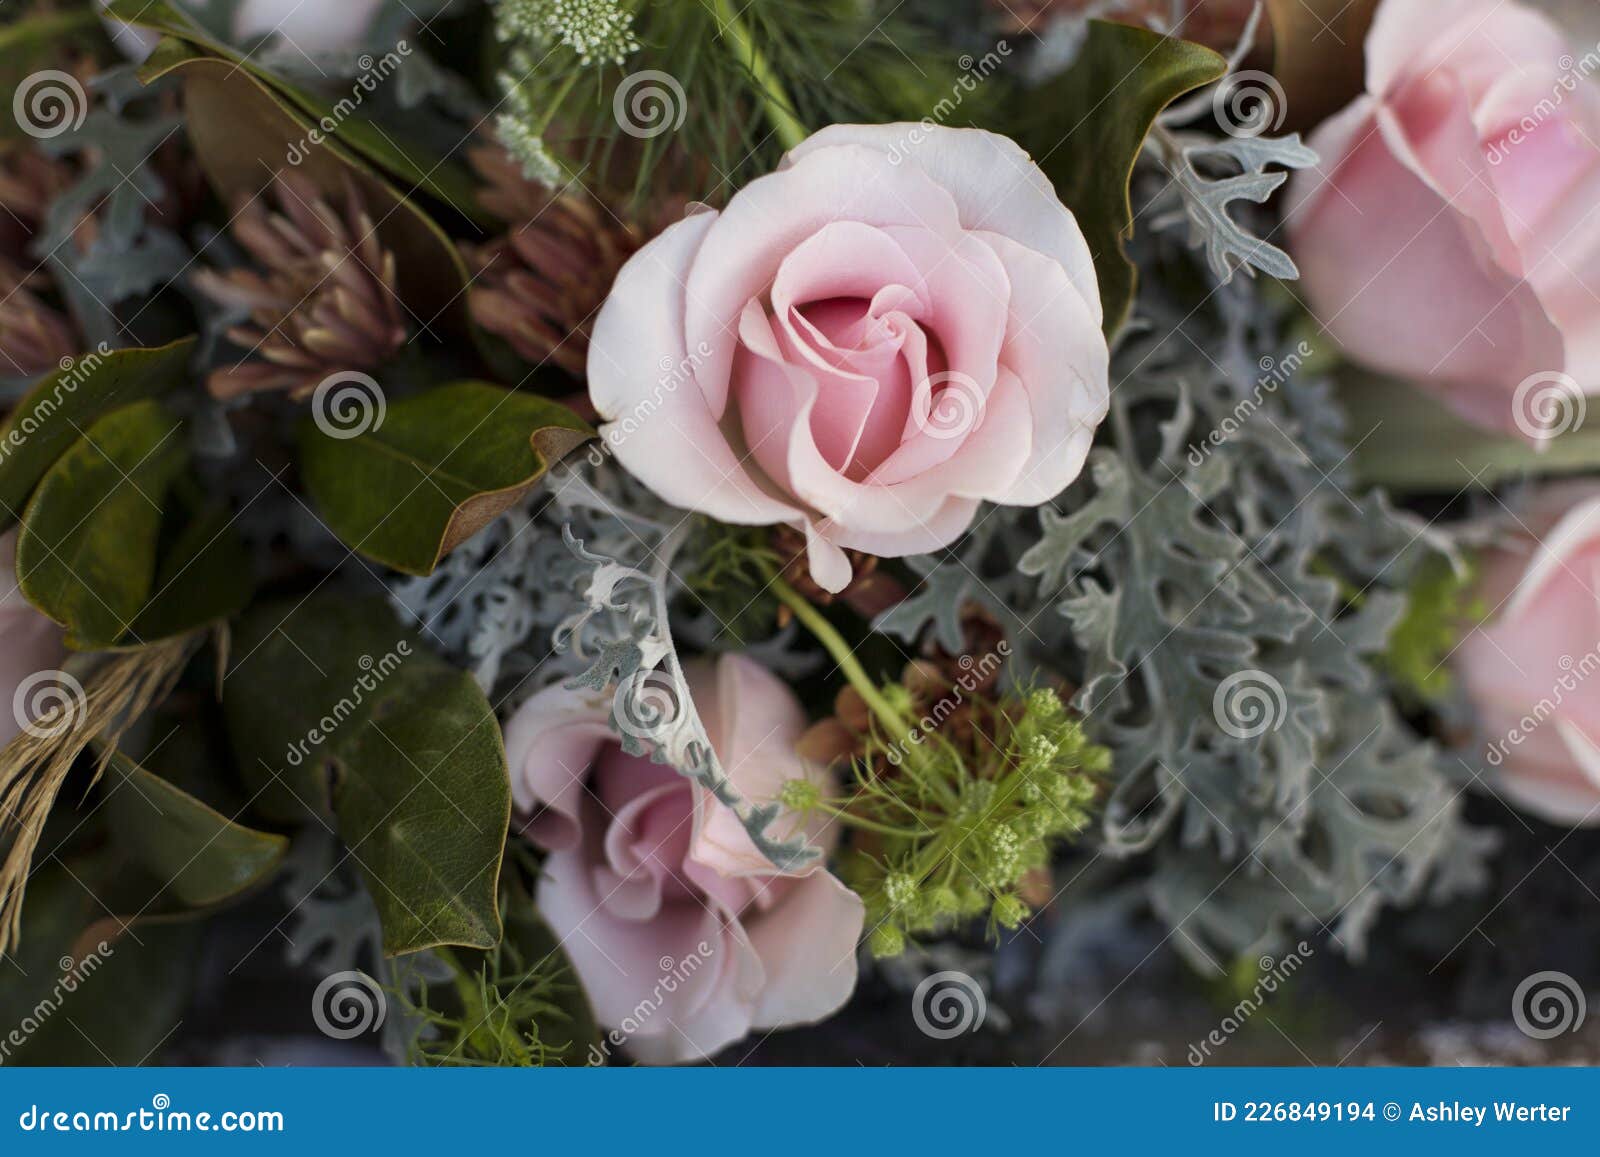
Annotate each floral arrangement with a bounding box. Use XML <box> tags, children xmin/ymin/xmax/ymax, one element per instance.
<box><xmin>0</xmin><ymin>0</ymin><xmax>1598</xmax><ymax>1067</ymax></box>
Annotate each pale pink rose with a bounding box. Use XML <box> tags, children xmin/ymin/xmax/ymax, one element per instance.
<box><xmin>587</xmin><ymin>124</ymin><xmax>1109</xmax><ymax>593</ymax></box>
<box><xmin>503</xmin><ymin>654</ymin><xmax>863</xmax><ymax>1064</ymax></box>
<box><xmin>0</xmin><ymin>529</ymin><xmax>67</xmax><ymax>750</ymax></box>
<box><xmin>1287</xmin><ymin>0</ymin><xmax>1600</xmax><ymax>437</ymax></box>
<box><xmin>1458</xmin><ymin>483</ymin><xmax>1600</xmax><ymax>825</ymax></box>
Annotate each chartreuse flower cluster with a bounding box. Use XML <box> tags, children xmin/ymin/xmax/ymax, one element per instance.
<box><xmin>771</xmin><ymin>583</ymin><xmax>1108</xmax><ymax>957</ymax></box>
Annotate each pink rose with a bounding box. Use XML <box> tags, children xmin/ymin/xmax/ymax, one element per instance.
<box><xmin>0</xmin><ymin>529</ymin><xmax>67</xmax><ymax>749</ymax></box>
<box><xmin>587</xmin><ymin>124</ymin><xmax>1109</xmax><ymax>593</ymax></box>
<box><xmin>1458</xmin><ymin>483</ymin><xmax>1600</xmax><ymax>825</ymax></box>
<box><xmin>1287</xmin><ymin>0</ymin><xmax>1600</xmax><ymax>437</ymax></box>
<box><xmin>503</xmin><ymin>654</ymin><xmax>863</xmax><ymax>1064</ymax></box>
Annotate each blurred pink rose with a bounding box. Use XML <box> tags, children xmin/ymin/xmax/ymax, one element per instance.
<box><xmin>0</xmin><ymin>529</ymin><xmax>67</xmax><ymax>749</ymax></box>
<box><xmin>587</xmin><ymin>124</ymin><xmax>1109</xmax><ymax>593</ymax></box>
<box><xmin>1287</xmin><ymin>0</ymin><xmax>1600</xmax><ymax>438</ymax></box>
<box><xmin>1459</xmin><ymin>484</ymin><xmax>1600</xmax><ymax>825</ymax></box>
<box><xmin>504</xmin><ymin>654</ymin><xmax>863</xmax><ymax>1064</ymax></box>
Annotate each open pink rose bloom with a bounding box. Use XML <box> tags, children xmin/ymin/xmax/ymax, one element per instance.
<box><xmin>587</xmin><ymin>123</ymin><xmax>1110</xmax><ymax>592</ymax></box>
<box><xmin>503</xmin><ymin>655</ymin><xmax>863</xmax><ymax>1064</ymax></box>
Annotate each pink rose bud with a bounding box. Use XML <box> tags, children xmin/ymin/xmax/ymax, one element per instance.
<box><xmin>587</xmin><ymin>125</ymin><xmax>1109</xmax><ymax>593</ymax></box>
<box><xmin>1459</xmin><ymin>484</ymin><xmax>1600</xmax><ymax>825</ymax></box>
<box><xmin>0</xmin><ymin>529</ymin><xmax>67</xmax><ymax>749</ymax></box>
<box><xmin>1288</xmin><ymin>0</ymin><xmax>1600</xmax><ymax>440</ymax></box>
<box><xmin>502</xmin><ymin>654</ymin><xmax>863</xmax><ymax>1064</ymax></box>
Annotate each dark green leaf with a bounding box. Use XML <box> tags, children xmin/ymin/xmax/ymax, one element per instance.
<box><xmin>1021</xmin><ymin>22</ymin><xmax>1226</xmax><ymax>336</ymax></box>
<box><xmin>0</xmin><ymin>337</ymin><xmax>194</xmax><ymax>533</ymax></box>
<box><xmin>300</xmin><ymin>381</ymin><xmax>592</xmax><ymax>576</ymax></box>
<box><xmin>108</xmin><ymin>0</ymin><xmax>492</xmax><ymax>225</ymax></box>
<box><xmin>130</xmin><ymin>500</ymin><xmax>255</xmax><ymax>641</ymax></box>
<box><xmin>224</xmin><ymin>596</ymin><xmax>510</xmax><ymax>956</ymax></box>
<box><xmin>16</xmin><ymin>400</ymin><xmax>188</xmax><ymax>650</ymax></box>
<box><xmin>101</xmin><ymin>748</ymin><xmax>287</xmax><ymax>910</ymax></box>
<box><xmin>0</xmin><ymin>10</ymin><xmax>111</xmax><ymax>140</ymax></box>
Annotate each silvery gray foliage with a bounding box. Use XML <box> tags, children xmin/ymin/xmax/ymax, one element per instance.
<box><xmin>1144</xmin><ymin>126</ymin><xmax>1317</xmax><ymax>283</ymax></box>
<box><xmin>553</xmin><ymin>524</ymin><xmax>820</xmax><ymax>873</ymax></box>
<box><xmin>877</xmin><ymin>238</ymin><xmax>1489</xmax><ymax>973</ymax></box>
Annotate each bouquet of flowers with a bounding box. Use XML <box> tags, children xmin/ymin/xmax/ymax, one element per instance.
<box><xmin>1</xmin><ymin>0</ymin><xmax>1597</xmax><ymax>1067</ymax></box>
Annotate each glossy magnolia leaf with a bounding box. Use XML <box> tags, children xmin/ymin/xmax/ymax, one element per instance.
<box><xmin>16</xmin><ymin>401</ymin><xmax>188</xmax><ymax>650</ymax></box>
<box><xmin>134</xmin><ymin>39</ymin><xmax>469</xmax><ymax>330</ymax></box>
<box><xmin>101</xmin><ymin>748</ymin><xmax>287</xmax><ymax>910</ymax></box>
<box><xmin>300</xmin><ymin>381</ymin><xmax>592</xmax><ymax>576</ymax></box>
<box><xmin>111</xmin><ymin>0</ymin><xmax>492</xmax><ymax>224</ymax></box>
<box><xmin>0</xmin><ymin>854</ymin><xmax>198</xmax><ymax>1065</ymax></box>
<box><xmin>130</xmin><ymin>500</ymin><xmax>255</xmax><ymax>641</ymax></box>
<box><xmin>1267</xmin><ymin>0</ymin><xmax>1380</xmax><ymax>129</ymax></box>
<box><xmin>224</xmin><ymin>596</ymin><xmax>510</xmax><ymax>956</ymax></box>
<box><xmin>1022</xmin><ymin>21</ymin><xmax>1226</xmax><ymax>337</ymax></box>
<box><xmin>0</xmin><ymin>337</ymin><xmax>193</xmax><ymax>533</ymax></box>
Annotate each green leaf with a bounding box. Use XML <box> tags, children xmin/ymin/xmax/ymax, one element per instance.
<box><xmin>130</xmin><ymin>500</ymin><xmax>255</xmax><ymax>641</ymax></box>
<box><xmin>0</xmin><ymin>855</ymin><xmax>198</xmax><ymax>1066</ymax></box>
<box><xmin>1339</xmin><ymin>367</ymin><xmax>1600</xmax><ymax>492</ymax></box>
<box><xmin>300</xmin><ymin>381</ymin><xmax>592</xmax><ymax>576</ymax></box>
<box><xmin>224</xmin><ymin>596</ymin><xmax>511</xmax><ymax>956</ymax></box>
<box><xmin>101</xmin><ymin>748</ymin><xmax>287</xmax><ymax>910</ymax></box>
<box><xmin>16</xmin><ymin>401</ymin><xmax>188</xmax><ymax>650</ymax></box>
<box><xmin>133</xmin><ymin>38</ymin><xmax>470</xmax><ymax>332</ymax></box>
<box><xmin>108</xmin><ymin>0</ymin><xmax>493</xmax><ymax>225</ymax></box>
<box><xmin>0</xmin><ymin>337</ymin><xmax>194</xmax><ymax>533</ymax></box>
<box><xmin>1021</xmin><ymin>21</ymin><xmax>1226</xmax><ymax>336</ymax></box>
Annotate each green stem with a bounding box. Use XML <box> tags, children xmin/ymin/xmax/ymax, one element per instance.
<box><xmin>770</xmin><ymin>577</ymin><xmax>913</xmax><ymax>737</ymax></box>
<box><xmin>709</xmin><ymin>0</ymin><xmax>810</xmax><ymax>151</ymax></box>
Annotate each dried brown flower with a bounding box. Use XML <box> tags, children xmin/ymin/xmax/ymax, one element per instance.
<box><xmin>193</xmin><ymin>171</ymin><xmax>407</xmax><ymax>400</ymax></box>
<box><xmin>466</xmin><ymin>144</ymin><xmax>642</xmax><ymax>376</ymax></box>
